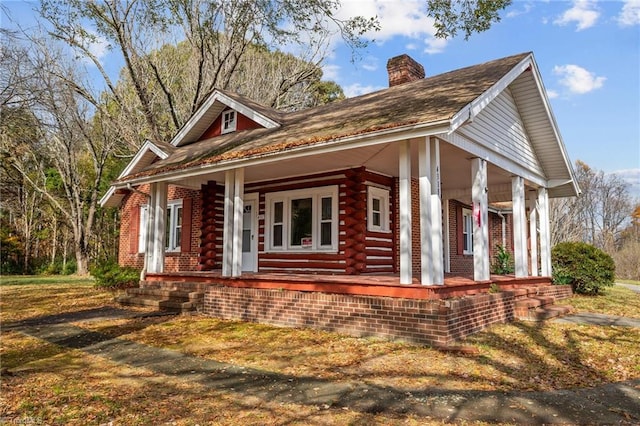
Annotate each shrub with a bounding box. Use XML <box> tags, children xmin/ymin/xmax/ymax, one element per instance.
<box><xmin>491</xmin><ymin>245</ymin><xmax>514</xmax><ymax>275</ymax></box>
<box><xmin>551</xmin><ymin>242</ymin><xmax>615</xmax><ymax>295</ymax></box>
<box><xmin>91</xmin><ymin>261</ymin><xmax>140</xmax><ymax>290</ymax></box>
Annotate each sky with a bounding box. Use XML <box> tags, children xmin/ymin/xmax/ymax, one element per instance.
<box><xmin>2</xmin><ymin>0</ymin><xmax>639</xmax><ymax>197</ymax></box>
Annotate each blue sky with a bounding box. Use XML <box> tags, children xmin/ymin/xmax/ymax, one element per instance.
<box><xmin>323</xmin><ymin>0</ymin><xmax>639</xmax><ymax>196</ymax></box>
<box><xmin>2</xmin><ymin>0</ymin><xmax>639</xmax><ymax>196</ymax></box>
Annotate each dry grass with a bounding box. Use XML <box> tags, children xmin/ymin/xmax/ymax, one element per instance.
<box><xmin>2</xmin><ymin>277</ymin><xmax>639</xmax><ymax>425</ymax></box>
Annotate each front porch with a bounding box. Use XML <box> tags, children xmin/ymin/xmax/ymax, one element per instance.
<box><xmin>143</xmin><ymin>271</ymin><xmax>553</xmax><ymax>300</ymax></box>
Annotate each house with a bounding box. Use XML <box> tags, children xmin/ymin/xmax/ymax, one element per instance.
<box><xmin>101</xmin><ymin>52</ymin><xmax>578</xmax><ymax>345</ymax></box>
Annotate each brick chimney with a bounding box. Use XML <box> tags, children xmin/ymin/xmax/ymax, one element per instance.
<box><xmin>386</xmin><ymin>54</ymin><xmax>425</xmax><ymax>87</ymax></box>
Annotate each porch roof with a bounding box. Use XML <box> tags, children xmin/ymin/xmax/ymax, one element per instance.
<box><xmin>116</xmin><ymin>53</ymin><xmax>530</xmax><ymax>182</ymax></box>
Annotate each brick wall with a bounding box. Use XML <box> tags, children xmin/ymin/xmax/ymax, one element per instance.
<box><xmin>118</xmin><ymin>184</ymin><xmax>201</xmax><ymax>271</ymax></box>
<box><xmin>203</xmin><ymin>286</ymin><xmax>516</xmax><ymax>346</ymax></box>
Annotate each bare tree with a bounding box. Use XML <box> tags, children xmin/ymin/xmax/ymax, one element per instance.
<box><xmin>550</xmin><ymin>161</ymin><xmax>634</xmax><ymax>251</ymax></box>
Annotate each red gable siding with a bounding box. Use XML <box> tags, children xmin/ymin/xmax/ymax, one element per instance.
<box><xmin>198</xmin><ymin>109</ymin><xmax>263</xmax><ymax>141</ymax></box>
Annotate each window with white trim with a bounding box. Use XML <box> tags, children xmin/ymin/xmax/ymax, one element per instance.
<box><xmin>221</xmin><ymin>110</ymin><xmax>236</xmax><ymax>134</ymax></box>
<box><xmin>265</xmin><ymin>186</ymin><xmax>338</xmax><ymax>252</ymax></box>
<box><xmin>462</xmin><ymin>208</ymin><xmax>473</xmax><ymax>254</ymax></box>
<box><xmin>368</xmin><ymin>186</ymin><xmax>390</xmax><ymax>232</ymax></box>
<box><xmin>138</xmin><ymin>200</ymin><xmax>183</xmax><ymax>253</ymax></box>
<box><xmin>138</xmin><ymin>205</ymin><xmax>148</xmax><ymax>253</ymax></box>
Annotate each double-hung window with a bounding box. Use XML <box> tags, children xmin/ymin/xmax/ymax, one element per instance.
<box><xmin>221</xmin><ymin>110</ymin><xmax>236</xmax><ymax>134</ymax></box>
<box><xmin>138</xmin><ymin>200</ymin><xmax>183</xmax><ymax>253</ymax></box>
<box><xmin>266</xmin><ymin>186</ymin><xmax>338</xmax><ymax>252</ymax></box>
<box><xmin>462</xmin><ymin>208</ymin><xmax>473</xmax><ymax>254</ymax></box>
<box><xmin>367</xmin><ymin>186</ymin><xmax>390</xmax><ymax>232</ymax></box>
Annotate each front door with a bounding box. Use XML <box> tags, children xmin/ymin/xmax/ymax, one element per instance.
<box><xmin>242</xmin><ymin>197</ymin><xmax>257</xmax><ymax>272</ymax></box>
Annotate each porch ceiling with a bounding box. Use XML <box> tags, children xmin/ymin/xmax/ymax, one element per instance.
<box><xmin>168</xmin><ymin>138</ymin><xmax>517</xmax><ymax>202</ymax></box>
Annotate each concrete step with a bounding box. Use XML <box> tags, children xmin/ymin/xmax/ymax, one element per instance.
<box><xmin>117</xmin><ymin>295</ymin><xmax>201</xmax><ymax>312</ymax></box>
<box><xmin>126</xmin><ymin>288</ymin><xmax>204</xmax><ymax>301</ymax></box>
<box><xmin>516</xmin><ymin>304</ymin><xmax>572</xmax><ymax>322</ymax></box>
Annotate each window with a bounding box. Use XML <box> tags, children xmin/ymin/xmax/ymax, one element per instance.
<box><xmin>367</xmin><ymin>187</ymin><xmax>390</xmax><ymax>232</ymax></box>
<box><xmin>221</xmin><ymin>110</ymin><xmax>236</xmax><ymax>134</ymax></box>
<box><xmin>265</xmin><ymin>186</ymin><xmax>338</xmax><ymax>251</ymax></box>
<box><xmin>166</xmin><ymin>201</ymin><xmax>183</xmax><ymax>251</ymax></box>
<box><xmin>462</xmin><ymin>208</ymin><xmax>473</xmax><ymax>255</ymax></box>
<box><xmin>138</xmin><ymin>200</ymin><xmax>183</xmax><ymax>253</ymax></box>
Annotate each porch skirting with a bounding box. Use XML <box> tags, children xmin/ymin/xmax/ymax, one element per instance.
<box><xmin>204</xmin><ymin>286</ymin><xmax>514</xmax><ymax>346</ymax></box>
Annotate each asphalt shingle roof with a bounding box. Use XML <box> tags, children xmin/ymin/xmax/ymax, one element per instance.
<box><xmin>119</xmin><ymin>52</ymin><xmax>530</xmax><ymax>182</ymax></box>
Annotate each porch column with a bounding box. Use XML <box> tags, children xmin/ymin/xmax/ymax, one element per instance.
<box><xmin>512</xmin><ymin>176</ymin><xmax>528</xmax><ymax>278</ymax></box>
<box><xmin>418</xmin><ymin>137</ymin><xmax>444</xmax><ymax>285</ymax></box>
<box><xmin>144</xmin><ymin>183</ymin><xmax>157</xmax><ymax>273</ymax></box>
<box><xmin>443</xmin><ymin>198</ymin><xmax>451</xmax><ymax>273</ymax></box>
<box><xmin>148</xmin><ymin>181</ymin><xmax>167</xmax><ymax>274</ymax></box>
<box><xmin>222</xmin><ymin>170</ymin><xmax>235</xmax><ymax>277</ymax></box>
<box><xmin>538</xmin><ymin>187</ymin><xmax>552</xmax><ymax>276</ymax></box>
<box><xmin>231</xmin><ymin>167</ymin><xmax>245</xmax><ymax>277</ymax></box>
<box><xmin>528</xmin><ymin>190</ymin><xmax>539</xmax><ymax>276</ymax></box>
<box><xmin>471</xmin><ymin>158</ymin><xmax>490</xmax><ymax>281</ymax></box>
<box><xmin>398</xmin><ymin>140</ymin><xmax>412</xmax><ymax>284</ymax></box>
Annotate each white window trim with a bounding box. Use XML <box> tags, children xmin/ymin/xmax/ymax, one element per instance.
<box><xmin>367</xmin><ymin>186</ymin><xmax>390</xmax><ymax>232</ymax></box>
<box><xmin>265</xmin><ymin>186</ymin><xmax>339</xmax><ymax>252</ymax></box>
<box><xmin>138</xmin><ymin>205</ymin><xmax>148</xmax><ymax>254</ymax></box>
<box><xmin>138</xmin><ymin>200</ymin><xmax>183</xmax><ymax>253</ymax></box>
<box><xmin>166</xmin><ymin>200</ymin><xmax>183</xmax><ymax>252</ymax></box>
<box><xmin>462</xmin><ymin>207</ymin><xmax>473</xmax><ymax>255</ymax></box>
<box><xmin>221</xmin><ymin>110</ymin><xmax>236</xmax><ymax>134</ymax></box>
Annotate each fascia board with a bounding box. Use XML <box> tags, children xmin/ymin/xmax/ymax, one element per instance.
<box><xmin>117</xmin><ymin>140</ymin><xmax>170</xmax><ymax>179</ymax></box>
<box><xmin>113</xmin><ymin>120</ymin><xmax>451</xmax><ymax>188</ymax></box>
<box><xmin>450</xmin><ymin>54</ymin><xmax>534</xmax><ymax>133</ymax></box>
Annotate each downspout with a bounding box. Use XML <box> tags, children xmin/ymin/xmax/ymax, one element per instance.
<box><xmin>497</xmin><ymin>210</ymin><xmax>507</xmax><ymax>248</ymax></box>
<box><xmin>127</xmin><ymin>183</ymin><xmax>151</xmax><ymax>281</ymax></box>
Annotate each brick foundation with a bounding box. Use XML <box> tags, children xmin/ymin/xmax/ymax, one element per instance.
<box><xmin>203</xmin><ymin>286</ymin><xmax>517</xmax><ymax>346</ymax></box>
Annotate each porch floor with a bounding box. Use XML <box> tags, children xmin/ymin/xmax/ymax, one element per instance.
<box><xmin>144</xmin><ymin>271</ymin><xmax>552</xmax><ymax>300</ymax></box>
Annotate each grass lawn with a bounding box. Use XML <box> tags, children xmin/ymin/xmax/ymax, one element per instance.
<box><xmin>1</xmin><ymin>276</ymin><xmax>639</xmax><ymax>425</ymax></box>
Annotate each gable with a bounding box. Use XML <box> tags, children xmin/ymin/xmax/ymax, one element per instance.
<box><xmin>457</xmin><ymin>87</ymin><xmax>544</xmax><ymax>177</ymax></box>
<box><xmin>198</xmin><ymin>108</ymin><xmax>264</xmax><ymax>141</ymax></box>
<box><xmin>171</xmin><ymin>90</ymin><xmax>281</xmax><ymax>147</ymax></box>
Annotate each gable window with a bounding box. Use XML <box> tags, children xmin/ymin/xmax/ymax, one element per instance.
<box><xmin>368</xmin><ymin>186</ymin><xmax>390</xmax><ymax>232</ymax></box>
<box><xmin>462</xmin><ymin>208</ymin><xmax>473</xmax><ymax>254</ymax></box>
<box><xmin>138</xmin><ymin>200</ymin><xmax>183</xmax><ymax>253</ymax></box>
<box><xmin>222</xmin><ymin>110</ymin><xmax>236</xmax><ymax>134</ymax></box>
<box><xmin>266</xmin><ymin>186</ymin><xmax>338</xmax><ymax>252</ymax></box>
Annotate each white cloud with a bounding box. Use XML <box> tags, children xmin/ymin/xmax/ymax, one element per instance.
<box><xmin>343</xmin><ymin>83</ymin><xmax>385</xmax><ymax>97</ymax></box>
<box><xmin>554</xmin><ymin>0</ymin><xmax>599</xmax><ymax>31</ymax></box>
<box><xmin>74</xmin><ymin>30</ymin><xmax>110</xmax><ymax>65</ymax></box>
<box><xmin>547</xmin><ymin>89</ymin><xmax>559</xmax><ymax>99</ymax></box>
<box><xmin>618</xmin><ymin>0</ymin><xmax>640</xmax><ymax>26</ymax></box>
<box><xmin>337</xmin><ymin>0</ymin><xmax>446</xmax><ymax>54</ymax></box>
<box><xmin>506</xmin><ymin>2</ymin><xmax>533</xmax><ymax>18</ymax></box>
<box><xmin>321</xmin><ymin>64</ymin><xmax>340</xmax><ymax>81</ymax></box>
<box><xmin>552</xmin><ymin>64</ymin><xmax>606</xmax><ymax>95</ymax></box>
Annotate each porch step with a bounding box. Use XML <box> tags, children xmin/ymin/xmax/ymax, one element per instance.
<box><xmin>117</xmin><ymin>287</ymin><xmax>204</xmax><ymax>313</ymax></box>
<box><xmin>514</xmin><ymin>295</ymin><xmax>572</xmax><ymax>322</ymax></box>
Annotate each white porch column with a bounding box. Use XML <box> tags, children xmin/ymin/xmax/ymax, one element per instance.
<box><xmin>231</xmin><ymin>167</ymin><xmax>245</xmax><ymax>277</ymax></box>
<box><xmin>443</xmin><ymin>198</ymin><xmax>451</xmax><ymax>273</ymax></box>
<box><xmin>430</xmin><ymin>138</ymin><xmax>444</xmax><ymax>284</ymax></box>
<box><xmin>538</xmin><ymin>187</ymin><xmax>552</xmax><ymax>276</ymax></box>
<box><xmin>471</xmin><ymin>158</ymin><xmax>490</xmax><ymax>281</ymax></box>
<box><xmin>398</xmin><ymin>140</ymin><xmax>413</xmax><ymax>284</ymax></box>
<box><xmin>145</xmin><ymin>183</ymin><xmax>157</xmax><ymax>273</ymax></box>
<box><xmin>512</xmin><ymin>176</ymin><xmax>529</xmax><ymax>278</ymax></box>
<box><xmin>528</xmin><ymin>190</ymin><xmax>539</xmax><ymax>276</ymax></box>
<box><xmin>418</xmin><ymin>137</ymin><xmax>444</xmax><ymax>285</ymax></box>
<box><xmin>149</xmin><ymin>181</ymin><xmax>167</xmax><ymax>273</ymax></box>
<box><xmin>222</xmin><ymin>170</ymin><xmax>235</xmax><ymax>277</ymax></box>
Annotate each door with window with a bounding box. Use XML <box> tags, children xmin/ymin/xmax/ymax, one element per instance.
<box><xmin>242</xmin><ymin>195</ymin><xmax>258</xmax><ymax>272</ymax></box>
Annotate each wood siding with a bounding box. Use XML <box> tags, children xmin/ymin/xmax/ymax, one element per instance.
<box><xmin>458</xmin><ymin>88</ymin><xmax>544</xmax><ymax>176</ymax></box>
